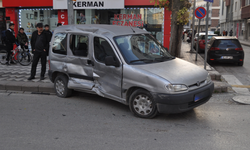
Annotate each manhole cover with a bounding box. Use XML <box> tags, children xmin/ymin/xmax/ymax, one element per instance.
<box><xmin>232</xmin><ymin>96</ymin><xmax>250</xmax><ymax>105</ymax></box>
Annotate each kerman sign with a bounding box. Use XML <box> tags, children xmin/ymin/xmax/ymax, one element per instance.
<box><xmin>53</xmin><ymin>0</ymin><xmax>124</xmax><ymax>9</ymax></box>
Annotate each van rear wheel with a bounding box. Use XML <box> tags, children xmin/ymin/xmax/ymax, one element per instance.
<box><xmin>129</xmin><ymin>89</ymin><xmax>158</xmax><ymax>119</ymax></box>
<box><xmin>54</xmin><ymin>75</ymin><xmax>72</xmax><ymax>98</ymax></box>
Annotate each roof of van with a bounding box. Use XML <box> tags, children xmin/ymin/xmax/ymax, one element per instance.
<box><xmin>212</xmin><ymin>36</ymin><xmax>238</xmax><ymax>40</ymax></box>
<box><xmin>54</xmin><ymin>24</ymin><xmax>149</xmax><ymax>36</ymax></box>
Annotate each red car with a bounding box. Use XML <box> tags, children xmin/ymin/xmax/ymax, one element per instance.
<box><xmin>197</xmin><ymin>34</ymin><xmax>217</xmax><ymax>52</ymax></box>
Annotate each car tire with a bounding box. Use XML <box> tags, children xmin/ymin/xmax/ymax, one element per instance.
<box><xmin>129</xmin><ymin>89</ymin><xmax>158</xmax><ymax>119</ymax></box>
<box><xmin>238</xmin><ymin>62</ymin><xmax>243</xmax><ymax>66</ymax></box>
<box><xmin>54</xmin><ymin>75</ymin><xmax>72</xmax><ymax>98</ymax></box>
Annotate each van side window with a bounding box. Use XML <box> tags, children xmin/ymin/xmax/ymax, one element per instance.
<box><xmin>94</xmin><ymin>37</ymin><xmax>116</xmax><ymax>63</ymax></box>
<box><xmin>52</xmin><ymin>33</ymin><xmax>67</xmax><ymax>55</ymax></box>
<box><xmin>70</xmin><ymin>35</ymin><xmax>88</xmax><ymax>57</ymax></box>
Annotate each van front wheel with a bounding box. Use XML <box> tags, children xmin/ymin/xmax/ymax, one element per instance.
<box><xmin>129</xmin><ymin>89</ymin><xmax>158</xmax><ymax>119</ymax></box>
<box><xmin>54</xmin><ymin>75</ymin><xmax>72</xmax><ymax>98</ymax></box>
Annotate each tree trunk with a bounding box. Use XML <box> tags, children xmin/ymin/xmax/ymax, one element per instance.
<box><xmin>169</xmin><ymin>0</ymin><xmax>186</xmax><ymax>57</ymax></box>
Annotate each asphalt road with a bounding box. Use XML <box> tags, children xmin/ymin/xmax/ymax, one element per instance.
<box><xmin>0</xmin><ymin>92</ymin><xmax>249</xmax><ymax>150</ymax></box>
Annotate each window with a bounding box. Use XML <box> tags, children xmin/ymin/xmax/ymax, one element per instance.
<box><xmin>222</xmin><ymin>1</ymin><xmax>224</xmax><ymax>15</ymax></box>
<box><xmin>235</xmin><ymin>2</ymin><xmax>237</xmax><ymax>12</ymax></box>
<box><xmin>94</xmin><ymin>37</ymin><xmax>116</xmax><ymax>63</ymax></box>
<box><xmin>70</xmin><ymin>35</ymin><xmax>88</xmax><ymax>57</ymax></box>
<box><xmin>52</xmin><ymin>33</ymin><xmax>67</xmax><ymax>55</ymax></box>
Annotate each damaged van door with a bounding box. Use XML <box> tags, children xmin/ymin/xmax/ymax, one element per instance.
<box><xmin>66</xmin><ymin>32</ymin><xmax>95</xmax><ymax>90</ymax></box>
<box><xmin>92</xmin><ymin>36</ymin><xmax>123</xmax><ymax>100</ymax></box>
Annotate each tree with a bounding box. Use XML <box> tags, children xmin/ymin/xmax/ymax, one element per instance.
<box><xmin>151</xmin><ymin>0</ymin><xmax>191</xmax><ymax>57</ymax></box>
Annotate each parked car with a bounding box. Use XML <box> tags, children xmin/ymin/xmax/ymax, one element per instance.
<box><xmin>193</xmin><ymin>32</ymin><xmax>206</xmax><ymax>48</ymax></box>
<box><xmin>207</xmin><ymin>36</ymin><xmax>244</xmax><ymax>66</ymax></box>
<box><xmin>196</xmin><ymin>34</ymin><xmax>217</xmax><ymax>52</ymax></box>
<box><xmin>49</xmin><ymin>25</ymin><xmax>214</xmax><ymax>118</ymax></box>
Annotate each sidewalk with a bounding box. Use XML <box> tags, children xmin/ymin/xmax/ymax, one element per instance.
<box><xmin>239</xmin><ymin>39</ymin><xmax>250</xmax><ymax>47</ymax></box>
<box><xmin>0</xmin><ymin>43</ymin><xmax>230</xmax><ymax>94</ymax></box>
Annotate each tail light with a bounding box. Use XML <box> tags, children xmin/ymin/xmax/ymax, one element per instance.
<box><xmin>210</xmin><ymin>47</ymin><xmax>220</xmax><ymax>51</ymax></box>
<box><xmin>235</xmin><ymin>48</ymin><xmax>243</xmax><ymax>51</ymax></box>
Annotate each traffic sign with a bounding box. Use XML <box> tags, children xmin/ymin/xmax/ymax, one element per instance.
<box><xmin>204</xmin><ymin>0</ymin><xmax>213</xmax><ymax>3</ymax></box>
<box><xmin>195</xmin><ymin>7</ymin><xmax>207</xmax><ymax>19</ymax></box>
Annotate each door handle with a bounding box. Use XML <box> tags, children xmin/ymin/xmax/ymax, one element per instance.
<box><xmin>87</xmin><ymin>60</ymin><xmax>94</xmax><ymax>66</ymax></box>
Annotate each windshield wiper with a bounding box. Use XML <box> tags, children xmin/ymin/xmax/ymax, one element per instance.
<box><xmin>155</xmin><ymin>56</ymin><xmax>175</xmax><ymax>62</ymax></box>
<box><xmin>130</xmin><ymin>59</ymin><xmax>154</xmax><ymax>63</ymax></box>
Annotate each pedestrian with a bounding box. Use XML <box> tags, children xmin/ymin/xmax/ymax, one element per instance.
<box><xmin>17</xmin><ymin>27</ymin><xmax>28</xmax><ymax>49</ymax></box>
<box><xmin>57</xmin><ymin>23</ymin><xmax>62</xmax><ymax>27</ymax></box>
<box><xmin>229</xmin><ymin>30</ymin><xmax>233</xmax><ymax>36</ymax></box>
<box><xmin>223</xmin><ymin>30</ymin><xmax>226</xmax><ymax>36</ymax></box>
<box><xmin>28</xmin><ymin>23</ymin><xmax>50</xmax><ymax>81</ymax></box>
<box><xmin>5</xmin><ymin>23</ymin><xmax>16</xmax><ymax>65</ymax></box>
<box><xmin>44</xmin><ymin>24</ymin><xmax>52</xmax><ymax>56</ymax></box>
<box><xmin>226</xmin><ymin>31</ymin><xmax>228</xmax><ymax>36</ymax></box>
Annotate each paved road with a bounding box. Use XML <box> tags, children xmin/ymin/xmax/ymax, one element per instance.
<box><xmin>0</xmin><ymin>92</ymin><xmax>249</xmax><ymax>150</ymax></box>
<box><xmin>200</xmin><ymin>45</ymin><xmax>250</xmax><ymax>94</ymax></box>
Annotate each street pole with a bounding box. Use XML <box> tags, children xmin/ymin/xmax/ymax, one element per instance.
<box><xmin>191</xmin><ymin>0</ymin><xmax>196</xmax><ymax>52</ymax></box>
<box><xmin>204</xmin><ymin>2</ymin><xmax>209</xmax><ymax>70</ymax></box>
<box><xmin>195</xmin><ymin>19</ymin><xmax>200</xmax><ymax>61</ymax></box>
<box><xmin>68</xmin><ymin>0</ymin><xmax>74</xmax><ymax>25</ymax></box>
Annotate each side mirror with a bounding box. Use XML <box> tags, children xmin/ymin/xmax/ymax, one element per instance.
<box><xmin>105</xmin><ymin>56</ymin><xmax>120</xmax><ymax>67</ymax></box>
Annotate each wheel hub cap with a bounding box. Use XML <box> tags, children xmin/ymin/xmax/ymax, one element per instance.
<box><xmin>133</xmin><ymin>95</ymin><xmax>153</xmax><ymax>116</ymax></box>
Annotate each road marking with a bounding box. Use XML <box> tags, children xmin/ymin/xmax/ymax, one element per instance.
<box><xmin>231</xmin><ymin>85</ymin><xmax>250</xmax><ymax>88</ymax></box>
<box><xmin>222</xmin><ymin>75</ymin><xmax>250</xmax><ymax>94</ymax></box>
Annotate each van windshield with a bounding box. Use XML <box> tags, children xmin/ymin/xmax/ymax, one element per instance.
<box><xmin>114</xmin><ymin>34</ymin><xmax>173</xmax><ymax>64</ymax></box>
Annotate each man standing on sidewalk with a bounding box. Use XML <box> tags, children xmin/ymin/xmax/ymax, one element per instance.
<box><xmin>5</xmin><ymin>23</ymin><xmax>16</xmax><ymax>65</ymax></box>
<box><xmin>28</xmin><ymin>23</ymin><xmax>50</xmax><ymax>81</ymax></box>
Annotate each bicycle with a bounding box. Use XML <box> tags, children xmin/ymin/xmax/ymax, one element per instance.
<box><xmin>0</xmin><ymin>44</ymin><xmax>33</xmax><ymax>66</ymax></box>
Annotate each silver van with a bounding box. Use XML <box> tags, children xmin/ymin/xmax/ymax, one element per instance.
<box><xmin>48</xmin><ymin>25</ymin><xmax>214</xmax><ymax>118</ymax></box>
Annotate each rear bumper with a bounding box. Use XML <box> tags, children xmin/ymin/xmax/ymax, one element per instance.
<box><xmin>151</xmin><ymin>82</ymin><xmax>214</xmax><ymax>114</ymax></box>
<box><xmin>48</xmin><ymin>70</ymin><xmax>53</xmax><ymax>82</ymax></box>
<box><xmin>208</xmin><ymin>52</ymin><xmax>244</xmax><ymax>63</ymax></box>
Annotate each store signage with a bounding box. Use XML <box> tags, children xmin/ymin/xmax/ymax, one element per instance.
<box><xmin>53</xmin><ymin>0</ymin><xmax>124</xmax><ymax>9</ymax></box>
<box><xmin>112</xmin><ymin>14</ymin><xmax>143</xmax><ymax>27</ymax></box>
<box><xmin>58</xmin><ymin>10</ymin><xmax>68</xmax><ymax>25</ymax></box>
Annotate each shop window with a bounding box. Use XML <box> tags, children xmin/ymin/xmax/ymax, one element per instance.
<box><xmin>70</xmin><ymin>34</ymin><xmax>88</xmax><ymax>57</ymax></box>
<box><xmin>75</xmin><ymin>8</ymin><xmax>164</xmax><ymax>44</ymax></box>
<box><xmin>19</xmin><ymin>8</ymin><xmax>59</xmax><ymax>46</ymax></box>
<box><xmin>94</xmin><ymin>37</ymin><xmax>116</xmax><ymax>63</ymax></box>
<box><xmin>52</xmin><ymin>33</ymin><xmax>67</xmax><ymax>55</ymax></box>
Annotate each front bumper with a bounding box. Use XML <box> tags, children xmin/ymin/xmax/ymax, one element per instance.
<box><xmin>151</xmin><ymin>82</ymin><xmax>214</xmax><ymax>114</ymax></box>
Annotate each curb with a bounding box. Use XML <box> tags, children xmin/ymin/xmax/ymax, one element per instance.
<box><xmin>0</xmin><ymin>81</ymin><xmax>55</xmax><ymax>94</ymax></box>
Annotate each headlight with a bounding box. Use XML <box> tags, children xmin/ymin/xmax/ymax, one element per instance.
<box><xmin>166</xmin><ymin>84</ymin><xmax>188</xmax><ymax>92</ymax></box>
<box><xmin>205</xmin><ymin>75</ymin><xmax>211</xmax><ymax>84</ymax></box>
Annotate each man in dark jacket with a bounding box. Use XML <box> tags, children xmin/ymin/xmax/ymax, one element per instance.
<box><xmin>5</xmin><ymin>23</ymin><xmax>16</xmax><ymax>65</ymax></box>
<box><xmin>44</xmin><ymin>24</ymin><xmax>52</xmax><ymax>56</ymax></box>
<box><xmin>28</xmin><ymin>23</ymin><xmax>50</xmax><ymax>80</ymax></box>
<box><xmin>17</xmin><ymin>27</ymin><xmax>28</xmax><ymax>48</ymax></box>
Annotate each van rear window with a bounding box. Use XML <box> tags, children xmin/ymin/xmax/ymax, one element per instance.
<box><xmin>213</xmin><ymin>39</ymin><xmax>241</xmax><ymax>49</ymax></box>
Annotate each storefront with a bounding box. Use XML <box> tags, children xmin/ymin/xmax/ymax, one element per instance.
<box><xmin>0</xmin><ymin>0</ymin><xmax>6</xmax><ymax>46</ymax></box>
<box><xmin>2</xmin><ymin>0</ymin><xmax>171</xmax><ymax>48</ymax></box>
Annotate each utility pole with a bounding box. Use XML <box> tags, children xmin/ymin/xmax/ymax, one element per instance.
<box><xmin>190</xmin><ymin>0</ymin><xmax>196</xmax><ymax>52</ymax></box>
<box><xmin>68</xmin><ymin>0</ymin><xmax>74</xmax><ymax>25</ymax></box>
<box><xmin>204</xmin><ymin>2</ymin><xmax>209</xmax><ymax>70</ymax></box>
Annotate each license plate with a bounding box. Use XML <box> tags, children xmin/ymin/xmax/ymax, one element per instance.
<box><xmin>194</xmin><ymin>92</ymin><xmax>206</xmax><ymax>102</ymax></box>
<box><xmin>221</xmin><ymin>56</ymin><xmax>233</xmax><ymax>59</ymax></box>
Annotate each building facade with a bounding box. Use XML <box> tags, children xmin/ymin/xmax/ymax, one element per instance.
<box><xmin>220</xmin><ymin>0</ymin><xmax>243</xmax><ymax>39</ymax></box>
<box><xmin>2</xmin><ymin>0</ymin><xmax>172</xmax><ymax>48</ymax></box>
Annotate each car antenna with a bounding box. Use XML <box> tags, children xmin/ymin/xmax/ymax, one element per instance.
<box><xmin>130</xmin><ymin>26</ymin><xmax>135</xmax><ymax>33</ymax></box>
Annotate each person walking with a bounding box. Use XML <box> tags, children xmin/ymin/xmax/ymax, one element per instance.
<box><xmin>5</xmin><ymin>23</ymin><xmax>16</xmax><ymax>65</ymax></box>
<box><xmin>28</xmin><ymin>23</ymin><xmax>50</xmax><ymax>81</ymax></box>
<box><xmin>225</xmin><ymin>30</ymin><xmax>228</xmax><ymax>36</ymax></box>
<box><xmin>229</xmin><ymin>30</ymin><xmax>233</xmax><ymax>36</ymax></box>
<box><xmin>223</xmin><ymin>30</ymin><xmax>226</xmax><ymax>36</ymax></box>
